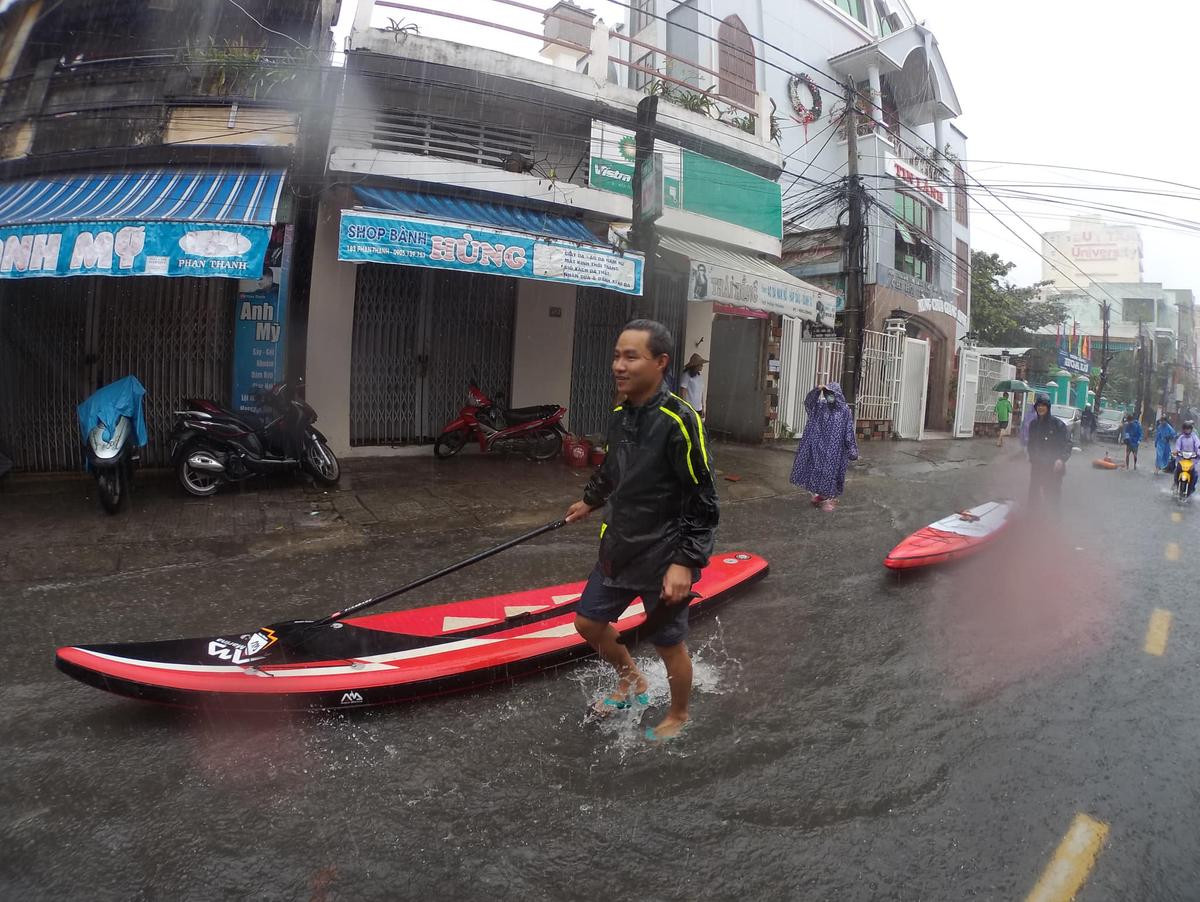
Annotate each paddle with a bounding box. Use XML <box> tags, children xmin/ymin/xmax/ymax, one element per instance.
<box><xmin>249</xmin><ymin>518</ymin><xmax>568</xmax><ymax>661</ymax></box>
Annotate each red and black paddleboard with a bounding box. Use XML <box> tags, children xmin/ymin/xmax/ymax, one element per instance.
<box><xmin>884</xmin><ymin>500</ymin><xmax>1014</xmax><ymax>570</ymax></box>
<box><xmin>56</xmin><ymin>553</ymin><xmax>767</xmax><ymax>710</ymax></box>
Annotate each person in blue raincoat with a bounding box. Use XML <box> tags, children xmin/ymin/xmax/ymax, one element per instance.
<box><xmin>790</xmin><ymin>381</ymin><xmax>858</xmax><ymax>512</ymax></box>
<box><xmin>1155</xmin><ymin>415</ymin><xmax>1177</xmax><ymax>473</ymax></box>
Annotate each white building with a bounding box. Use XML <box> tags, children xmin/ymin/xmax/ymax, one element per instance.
<box><xmin>1041</xmin><ymin>217</ymin><xmax>1144</xmax><ymax>288</ymax></box>
<box><xmin>617</xmin><ymin>0</ymin><xmax>969</xmax><ymax>429</ymax></box>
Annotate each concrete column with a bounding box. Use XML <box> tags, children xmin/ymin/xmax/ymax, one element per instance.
<box><xmin>351</xmin><ymin>0</ymin><xmax>375</xmax><ymax>38</ymax></box>
<box><xmin>756</xmin><ymin>88</ymin><xmax>772</xmax><ymax>143</ymax></box>
<box><xmin>511</xmin><ymin>281</ymin><xmax>577</xmax><ymax>414</ymax></box>
<box><xmin>589</xmin><ymin>19</ymin><xmax>610</xmax><ymax>82</ymax></box>
<box><xmin>867</xmin><ymin>64</ymin><xmax>884</xmax><ymax>129</ymax></box>
<box><xmin>303</xmin><ymin>196</ymin><xmax>359</xmax><ymax>456</ymax></box>
<box><xmin>933</xmin><ymin>116</ymin><xmax>946</xmax><ymax>159</ymax></box>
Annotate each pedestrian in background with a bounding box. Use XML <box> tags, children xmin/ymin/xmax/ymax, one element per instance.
<box><xmin>995</xmin><ymin>391</ymin><xmax>1012</xmax><ymax>448</ymax></box>
<box><xmin>1027</xmin><ymin>392</ymin><xmax>1071</xmax><ymax>513</ymax></box>
<box><xmin>679</xmin><ymin>353</ymin><xmax>708</xmax><ymax>420</ymax></box>
<box><xmin>1121</xmin><ymin>415</ymin><xmax>1143</xmax><ymax>470</ymax></box>
<box><xmin>1155</xmin><ymin>415</ymin><xmax>1177</xmax><ymax>473</ymax></box>
<box><xmin>790</xmin><ymin>381</ymin><xmax>858</xmax><ymax>513</ymax></box>
<box><xmin>1081</xmin><ymin>406</ymin><xmax>1097</xmax><ymax>443</ymax></box>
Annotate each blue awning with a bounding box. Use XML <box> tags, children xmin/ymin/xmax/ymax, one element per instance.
<box><xmin>0</xmin><ymin>168</ymin><xmax>286</xmax><ymax>227</ymax></box>
<box><xmin>353</xmin><ymin>187</ymin><xmax>600</xmax><ymax>245</ymax></box>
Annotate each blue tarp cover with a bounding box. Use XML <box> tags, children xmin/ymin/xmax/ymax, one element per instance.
<box><xmin>77</xmin><ymin>376</ymin><xmax>148</xmax><ymax>447</ymax></box>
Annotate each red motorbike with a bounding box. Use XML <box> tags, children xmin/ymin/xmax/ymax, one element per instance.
<box><xmin>434</xmin><ymin>383</ymin><xmax>566</xmax><ymax>461</ymax></box>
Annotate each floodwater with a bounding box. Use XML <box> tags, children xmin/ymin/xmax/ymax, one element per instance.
<box><xmin>3</xmin><ymin>442</ymin><xmax>1200</xmax><ymax>900</ymax></box>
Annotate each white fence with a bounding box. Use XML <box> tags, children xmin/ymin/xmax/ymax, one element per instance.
<box><xmin>974</xmin><ymin>355</ymin><xmax>1017</xmax><ymax>424</ymax></box>
<box><xmin>776</xmin><ymin>319</ymin><xmax>903</xmax><ymax>438</ymax></box>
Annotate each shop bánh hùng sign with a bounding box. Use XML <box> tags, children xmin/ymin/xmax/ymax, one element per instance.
<box><xmin>337</xmin><ymin>210</ymin><xmax>643</xmax><ymax>295</ymax></box>
<box><xmin>0</xmin><ymin>220</ymin><xmax>271</xmax><ymax>279</ymax></box>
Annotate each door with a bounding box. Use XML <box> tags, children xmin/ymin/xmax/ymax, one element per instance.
<box><xmin>0</xmin><ymin>276</ymin><xmax>233</xmax><ymax>471</ymax></box>
<box><xmin>569</xmin><ymin>287</ymin><xmax>631</xmax><ymax>437</ymax></box>
<box><xmin>954</xmin><ymin>349</ymin><xmax>980</xmax><ymax>438</ymax></box>
<box><xmin>705</xmin><ymin>313</ymin><xmax>765</xmax><ymax>442</ymax></box>
<box><xmin>896</xmin><ymin>337</ymin><xmax>929</xmax><ymax>440</ymax></box>
<box><xmin>349</xmin><ymin>264</ymin><xmax>517</xmax><ymax>446</ymax></box>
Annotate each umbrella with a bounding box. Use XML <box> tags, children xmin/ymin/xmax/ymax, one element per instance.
<box><xmin>992</xmin><ymin>379</ymin><xmax>1033</xmax><ymax>393</ymax></box>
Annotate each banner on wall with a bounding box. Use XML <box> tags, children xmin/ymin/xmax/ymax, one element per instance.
<box><xmin>337</xmin><ymin>210</ymin><xmax>643</xmax><ymax>295</ymax></box>
<box><xmin>232</xmin><ymin>225</ymin><xmax>291</xmax><ymax>414</ymax></box>
<box><xmin>0</xmin><ymin>220</ymin><xmax>271</xmax><ymax>279</ymax></box>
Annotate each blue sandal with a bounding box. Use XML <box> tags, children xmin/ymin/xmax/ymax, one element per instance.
<box><xmin>593</xmin><ymin>691</ymin><xmax>649</xmax><ymax>713</ymax></box>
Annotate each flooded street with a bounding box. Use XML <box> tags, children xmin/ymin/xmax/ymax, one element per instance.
<box><xmin>3</xmin><ymin>441</ymin><xmax>1198</xmax><ymax>900</ymax></box>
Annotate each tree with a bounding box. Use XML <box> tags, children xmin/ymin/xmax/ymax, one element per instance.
<box><xmin>969</xmin><ymin>251</ymin><xmax>1064</xmax><ymax>346</ymax></box>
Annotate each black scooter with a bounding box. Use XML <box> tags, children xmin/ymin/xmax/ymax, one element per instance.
<box><xmin>168</xmin><ymin>379</ymin><xmax>339</xmax><ymax>497</ymax></box>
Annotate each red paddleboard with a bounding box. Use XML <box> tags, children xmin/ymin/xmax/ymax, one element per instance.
<box><xmin>884</xmin><ymin>501</ymin><xmax>1014</xmax><ymax>570</ymax></box>
<box><xmin>1093</xmin><ymin>458</ymin><xmax>1118</xmax><ymax>470</ymax></box>
<box><xmin>56</xmin><ymin>553</ymin><xmax>768</xmax><ymax>710</ymax></box>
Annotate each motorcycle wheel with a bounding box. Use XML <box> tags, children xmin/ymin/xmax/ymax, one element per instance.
<box><xmin>97</xmin><ymin>468</ymin><xmax>124</xmax><ymax>514</ymax></box>
<box><xmin>303</xmin><ymin>435</ymin><xmax>341</xmax><ymax>486</ymax></box>
<box><xmin>434</xmin><ymin>429</ymin><xmax>469</xmax><ymax>459</ymax></box>
<box><xmin>526</xmin><ymin>427</ymin><xmax>563</xmax><ymax>462</ymax></box>
<box><xmin>178</xmin><ymin>442</ymin><xmax>222</xmax><ymax>498</ymax></box>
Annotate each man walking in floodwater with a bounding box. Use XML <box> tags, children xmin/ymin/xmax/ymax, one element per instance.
<box><xmin>565</xmin><ymin>319</ymin><xmax>718</xmax><ymax>742</ymax></box>
<box><xmin>1027</xmin><ymin>392</ymin><xmax>1072</xmax><ymax>512</ymax></box>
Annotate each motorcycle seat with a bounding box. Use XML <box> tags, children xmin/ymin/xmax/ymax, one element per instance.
<box><xmin>504</xmin><ymin>405</ymin><xmax>558</xmax><ymax>423</ymax></box>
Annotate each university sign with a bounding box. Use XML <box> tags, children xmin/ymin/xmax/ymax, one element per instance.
<box><xmin>0</xmin><ymin>220</ymin><xmax>271</xmax><ymax>279</ymax></box>
<box><xmin>337</xmin><ymin>210</ymin><xmax>643</xmax><ymax>295</ymax></box>
<box><xmin>1057</xmin><ymin>349</ymin><xmax>1091</xmax><ymax>376</ymax></box>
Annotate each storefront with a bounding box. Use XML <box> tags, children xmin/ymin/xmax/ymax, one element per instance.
<box><xmin>308</xmin><ymin>187</ymin><xmax>643</xmax><ymax>451</ymax></box>
<box><xmin>654</xmin><ymin>232</ymin><xmax>836</xmax><ymax>442</ymax></box>
<box><xmin>0</xmin><ymin>168</ymin><xmax>288</xmax><ymax>470</ymax></box>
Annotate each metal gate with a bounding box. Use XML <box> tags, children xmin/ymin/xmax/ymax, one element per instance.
<box><xmin>954</xmin><ymin>349</ymin><xmax>980</xmax><ymax>438</ymax></box>
<box><xmin>776</xmin><ymin>315</ymin><xmax>844</xmax><ymax>439</ymax></box>
<box><xmin>896</xmin><ymin>337</ymin><xmax>930</xmax><ymax>440</ymax></box>
<box><xmin>349</xmin><ymin>264</ymin><xmax>516</xmax><ymax>445</ymax></box>
<box><xmin>569</xmin><ymin>287</ymin><xmax>630</xmax><ymax>437</ymax></box>
<box><xmin>0</xmin><ymin>277</ymin><xmax>233</xmax><ymax>471</ymax></box>
<box><xmin>706</xmin><ymin>314</ymin><xmax>765</xmax><ymax>442</ymax></box>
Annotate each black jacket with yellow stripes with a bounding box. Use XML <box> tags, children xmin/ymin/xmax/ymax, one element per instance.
<box><xmin>583</xmin><ymin>383</ymin><xmax>719</xmax><ymax>591</ymax></box>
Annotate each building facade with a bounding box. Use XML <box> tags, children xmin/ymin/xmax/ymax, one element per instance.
<box><xmin>624</xmin><ymin>0</ymin><xmax>972</xmax><ymax>430</ymax></box>
<box><xmin>1041</xmin><ymin>217</ymin><xmax>1144</xmax><ymax>288</ymax></box>
<box><xmin>0</xmin><ymin>0</ymin><xmax>339</xmax><ymax>471</ymax></box>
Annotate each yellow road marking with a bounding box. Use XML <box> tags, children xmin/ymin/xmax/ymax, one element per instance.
<box><xmin>1166</xmin><ymin>542</ymin><xmax>1181</xmax><ymax>562</ymax></box>
<box><xmin>1144</xmin><ymin>608</ymin><xmax>1173</xmax><ymax>657</ymax></box>
<box><xmin>1026</xmin><ymin>813</ymin><xmax>1110</xmax><ymax>902</ymax></box>
<box><xmin>1172</xmin><ymin>512</ymin><xmax>1183</xmax><ymax>523</ymax></box>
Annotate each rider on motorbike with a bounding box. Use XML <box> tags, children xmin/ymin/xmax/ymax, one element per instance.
<box><xmin>1172</xmin><ymin>420</ymin><xmax>1200</xmax><ymax>497</ymax></box>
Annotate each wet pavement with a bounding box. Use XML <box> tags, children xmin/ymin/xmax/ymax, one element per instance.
<box><xmin>2</xmin><ymin>437</ymin><xmax>1197</xmax><ymax>900</ymax></box>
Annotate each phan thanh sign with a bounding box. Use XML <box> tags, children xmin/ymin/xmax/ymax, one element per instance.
<box><xmin>0</xmin><ymin>220</ymin><xmax>271</xmax><ymax>279</ymax></box>
<box><xmin>338</xmin><ymin>210</ymin><xmax>643</xmax><ymax>296</ymax></box>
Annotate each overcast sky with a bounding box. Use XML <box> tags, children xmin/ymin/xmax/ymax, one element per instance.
<box><xmin>335</xmin><ymin>1</ymin><xmax>1200</xmax><ymax>294</ymax></box>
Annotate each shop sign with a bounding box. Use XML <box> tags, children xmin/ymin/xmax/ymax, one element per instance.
<box><xmin>590</xmin><ymin>158</ymin><xmax>681</xmax><ymax>209</ymax></box>
<box><xmin>688</xmin><ymin>260</ymin><xmax>829</xmax><ymax>324</ymax></box>
<box><xmin>337</xmin><ymin>210</ymin><xmax>643</xmax><ymax>295</ymax></box>
<box><xmin>916</xmin><ymin>296</ymin><xmax>970</xmax><ymax>330</ymax></box>
<box><xmin>1057</xmin><ymin>349</ymin><xmax>1091</xmax><ymax>376</ymax></box>
<box><xmin>0</xmin><ymin>220</ymin><xmax>271</xmax><ymax>280</ymax></box>
<box><xmin>884</xmin><ymin>153</ymin><xmax>947</xmax><ymax>208</ymax></box>
<box><xmin>232</xmin><ymin>225</ymin><xmax>291</xmax><ymax>414</ymax></box>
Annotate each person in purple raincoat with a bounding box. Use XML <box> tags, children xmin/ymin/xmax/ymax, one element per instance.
<box><xmin>790</xmin><ymin>381</ymin><xmax>859</xmax><ymax>512</ymax></box>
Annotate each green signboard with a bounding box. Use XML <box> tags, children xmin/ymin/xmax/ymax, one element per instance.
<box><xmin>679</xmin><ymin>151</ymin><xmax>782</xmax><ymax>239</ymax></box>
<box><xmin>589</xmin><ymin>157</ymin><xmax>681</xmax><ymax>209</ymax></box>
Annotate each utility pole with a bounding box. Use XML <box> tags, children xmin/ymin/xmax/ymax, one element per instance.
<box><xmin>629</xmin><ymin>96</ymin><xmax>661</xmax><ymax>282</ymax></box>
<box><xmin>1134</xmin><ymin>320</ymin><xmax>1145</xmax><ymax>422</ymax></box>
<box><xmin>839</xmin><ymin>80</ymin><xmax>865</xmax><ymax>407</ymax></box>
<box><xmin>1094</xmin><ymin>301</ymin><xmax>1111</xmax><ymax>412</ymax></box>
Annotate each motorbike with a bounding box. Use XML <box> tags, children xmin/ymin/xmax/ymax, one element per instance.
<box><xmin>79</xmin><ymin>376</ymin><xmax>146</xmax><ymax>515</ymax></box>
<box><xmin>434</xmin><ymin>383</ymin><xmax>565</xmax><ymax>461</ymax></box>
<box><xmin>168</xmin><ymin>379</ymin><xmax>339</xmax><ymax>497</ymax></box>
<box><xmin>1175</xmin><ymin>451</ymin><xmax>1196</xmax><ymax>502</ymax></box>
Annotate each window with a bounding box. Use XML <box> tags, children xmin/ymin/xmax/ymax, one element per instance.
<box><xmin>955</xmin><ymin>239</ymin><xmax>969</xmax><ymax>310</ymax></box>
<box><xmin>874</xmin><ymin>0</ymin><xmax>903</xmax><ymax>35</ymax></box>
<box><xmin>717</xmin><ymin>15</ymin><xmax>756</xmax><ymax>107</ymax></box>
<box><xmin>631</xmin><ymin>0</ymin><xmax>653</xmax><ymax>35</ymax></box>
<box><xmin>667</xmin><ymin>1</ymin><xmax>701</xmax><ymax>89</ymax></box>
<box><xmin>954</xmin><ymin>164</ymin><xmax>968</xmax><ymax>227</ymax></box>
<box><xmin>896</xmin><ymin>249</ymin><xmax>930</xmax><ymax>283</ymax></box>
<box><xmin>631</xmin><ymin>50</ymin><xmax>655</xmax><ymax>91</ymax></box>
<box><xmin>829</xmin><ymin>0</ymin><xmax>868</xmax><ymax>27</ymax></box>
<box><xmin>893</xmin><ymin>192</ymin><xmax>931</xmax><ymax>236</ymax></box>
